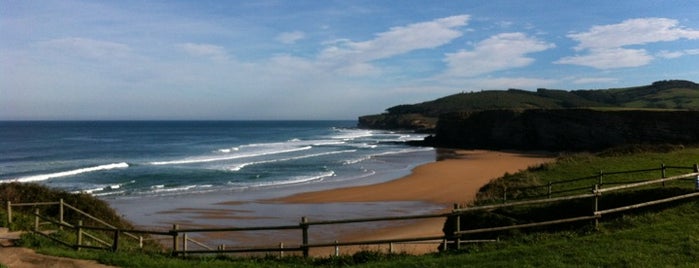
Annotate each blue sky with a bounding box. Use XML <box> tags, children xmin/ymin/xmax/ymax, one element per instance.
<box><xmin>2</xmin><ymin>0</ymin><xmax>699</xmax><ymax>120</ymax></box>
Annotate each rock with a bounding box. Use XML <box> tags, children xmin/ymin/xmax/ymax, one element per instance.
<box><xmin>428</xmin><ymin>109</ymin><xmax>699</xmax><ymax>151</ymax></box>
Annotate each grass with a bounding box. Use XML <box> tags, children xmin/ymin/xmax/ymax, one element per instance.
<box><xmin>476</xmin><ymin>144</ymin><xmax>697</xmax><ymax>202</ymax></box>
<box><xmin>381</xmin><ymin>80</ymin><xmax>699</xmax><ymax>118</ymax></box>
<box><xmin>3</xmin><ymin>145</ymin><xmax>699</xmax><ymax>267</ymax></box>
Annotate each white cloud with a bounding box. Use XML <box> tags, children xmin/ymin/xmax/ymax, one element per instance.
<box><xmin>36</xmin><ymin>37</ymin><xmax>132</xmax><ymax>60</ymax></box>
<box><xmin>657</xmin><ymin>49</ymin><xmax>699</xmax><ymax>59</ymax></box>
<box><xmin>442</xmin><ymin>32</ymin><xmax>555</xmax><ymax>77</ymax></box>
<box><xmin>556</xmin><ymin>48</ymin><xmax>653</xmax><ymax>69</ymax></box>
<box><xmin>557</xmin><ymin>18</ymin><xmax>699</xmax><ymax>69</ymax></box>
<box><xmin>319</xmin><ymin>15</ymin><xmax>470</xmax><ymax>65</ymax></box>
<box><xmin>569</xmin><ymin>18</ymin><xmax>699</xmax><ymax>50</ymax></box>
<box><xmin>277</xmin><ymin>31</ymin><xmax>306</xmax><ymax>44</ymax></box>
<box><xmin>177</xmin><ymin>43</ymin><xmax>229</xmax><ymax>61</ymax></box>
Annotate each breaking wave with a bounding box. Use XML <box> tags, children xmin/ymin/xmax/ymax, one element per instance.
<box><xmin>1</xmin><ymin>163</ymin><xmax>129</xmax><ymax>183</ymax></box>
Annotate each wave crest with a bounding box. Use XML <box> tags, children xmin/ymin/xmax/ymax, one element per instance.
<box><xmin>2</xmin><ymin>163</ymin><xmax>129</xmax><ymax>183</ymax></box>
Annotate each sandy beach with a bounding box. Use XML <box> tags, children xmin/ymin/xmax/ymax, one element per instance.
<box><xmin>274</xmin><ymin>149</ymin><xmax>553</xmax><ymax>205</ymax></box>
<box><xmin>111</xmin><ymin>149</ymin><xmax>555</xmax><ymax>256</ymax></box>
<box><xmin>263</xmin><ymin>149</ymin><xmax>555</xmax><ymax>255</ymax></box>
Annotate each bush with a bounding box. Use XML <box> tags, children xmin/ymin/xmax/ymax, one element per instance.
<box><xmin>0</xmin><ymin>183</ymin><xmax>133</xmax><ymax>230</ymax></box>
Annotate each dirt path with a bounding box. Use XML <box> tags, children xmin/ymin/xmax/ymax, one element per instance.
<box><xmin>0</xmin><ymin>228</ymin><xmax>117</xmax><ymax>268</ymax></box>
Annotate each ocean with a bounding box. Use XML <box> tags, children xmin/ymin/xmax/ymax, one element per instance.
<box><xmin>0</xmin><ymin>120</ymin><xmax>435</xmax><ymax>202</ymax></box>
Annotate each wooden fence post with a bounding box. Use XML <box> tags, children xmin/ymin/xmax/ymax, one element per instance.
<box><xmin>171</xmin><ymin>224</ymin><xmax>179</xmax><ymax>256</ymax></box>
<box><xmin>453</xmin><ymin>203</ymin><xmax>461</xmax><ymax>250</ymax></box>
<box><xmin>6</xmin><ymin>201</ymin><xmax>11</xmax><ymax>227</ymax></box>
<box><xmin>59</xmin><ymin>199</ymin><xmax>64</xmax><ymax>225</ymax></box>
<box><xmin>76</xmin><ymin>220</ymin><xmax>83</xmax><ymax>251</ymax></box>
<box><xmin>301</xmin><ymin>217</ymin><xmax>309</xmax><ymax>258</ymax></box>
<box><xmin>503</xmin><ymin>186</ymin><xmax>507</xmax><ymax>203</ymax></box>
<box><xmin>598</xmin><ymin>171</ymin><xmax>603</xmax><ymax>186</ymax></box>
<box><xmin>661</xmin><ymin>164</ymin><xmax>666</xmax><ymax>187</ymax></box>
<box><xmin>112</xmin><ymin>229</ymin><xmax>120</xmax><ymax>252</ymax></box>
<box><xmin>58</xmin><ymin>199</ymin><xmax>64</xmax><ymax>231</ymax></box>
<box><xmin>334</xmin><ymin>240</ymin><xmax>339</xmax><ymax>256</ymax></box>
<box><xmin>182</xmin><ymin>233</ymin><xmax>188</xmax><ymax>257</ymax></box>
<box><xmin>547</xmin><ymin>182</ymin><xmax>552</xmax><ymax>199</ymax></box>
<box><xmin>279</xmin><ymin>242</ymin><xmax>284</xmax><ymax>258</ymax></box>
<box><xmin>34</xmin><ymin>208</ymin><xmax>40</xmax><ymax>231</ymax></box>
<box><xmin>694</xmin><ymin>164</ymin><xmax>699</xmax><ymax>191</ymax></box>
<box><xmin>593</xmin><ymin>184</ymin><xmax>599</xmax><ymax>230</ymax></box>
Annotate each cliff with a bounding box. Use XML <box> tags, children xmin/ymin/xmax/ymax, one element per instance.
<box><xmin>357</xmin><ymin>113</ymin><xmax>437</xmax><ymax>132</ymax></box>
<box><xmin>422</xmin><ymin>109</ymin><xmax>699</xmax><ymax>151</ymax></box>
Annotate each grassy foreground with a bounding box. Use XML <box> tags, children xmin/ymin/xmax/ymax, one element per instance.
<box><xmin>2</xmin><ymin>146</ymin><xmax>699</xmax><ymax>267</ymax></box>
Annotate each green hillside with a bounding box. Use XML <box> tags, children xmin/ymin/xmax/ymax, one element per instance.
<box><xmin>359</xmin><ymin>80</ymin><xmax>699</xmax><ymax>130</ymax></box>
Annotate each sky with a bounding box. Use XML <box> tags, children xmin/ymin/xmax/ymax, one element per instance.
<box><xmin>2</xmin><ymin>0</ymin><xmax>699</xmax><ymax>120</ymax></box>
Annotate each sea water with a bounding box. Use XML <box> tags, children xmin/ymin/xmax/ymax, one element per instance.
<box><xmin>0</xmin><ymin>121</ymin><xmax>435</xmax><ymax>201</ymax></box>
<box><xmin>1</xmin><ymin>121</ymin><xmax>443</xmax><ymax>244</ymax></box>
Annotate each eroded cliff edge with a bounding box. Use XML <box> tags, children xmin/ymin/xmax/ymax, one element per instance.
<box><xmin>418</xmin><ymin>109</ymin><xmax>699</xmax><ymax>151</ymax></box>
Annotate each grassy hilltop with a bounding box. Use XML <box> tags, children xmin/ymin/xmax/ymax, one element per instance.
<box><xmin>358</xmin><ymin>80</ymin><xmax>699</xmax><ymax>131</ymax></box>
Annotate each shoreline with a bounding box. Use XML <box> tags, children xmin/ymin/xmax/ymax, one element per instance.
<box><xmin>270</xmin><ymin>149</ymin><xmax>554</xmax><ymax>205</ymax></box>
<box><xmin>109</xmin><ymin>149</ymin><xmax>555</xmax><ymax>256</ymax></box>
<box><xmin>227</xmin><ymin>149</ymin><xmax>555</xmax><ymax>255</ymax></box>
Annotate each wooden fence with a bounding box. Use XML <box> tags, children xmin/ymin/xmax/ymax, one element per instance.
<box><xmin>502</xmin><ymin>163</ymin><xmax>698</xmax><ymax>201</ymax></box>
<box><xmin>5</xmin><ymin>164</ymin><xmax>699</xmax><ymax>257</ymax></box>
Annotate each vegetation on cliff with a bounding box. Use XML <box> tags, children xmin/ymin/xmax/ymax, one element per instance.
<box><xmin>358</xmin><ymin>80</ymin><xmax>699</xmax><ymax>131</ymax></box>
<box><xmin>0</xmin><ymin>183</ymin><xmax>134</xmax><ymax>230</ymax></box>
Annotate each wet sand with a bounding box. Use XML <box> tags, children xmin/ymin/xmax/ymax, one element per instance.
<box><xmin>114</xmin><ymin>149</ymin><xmax>554</xmax><ymax>256</ymax></box>
<box><xmin>263</xmin><ymin>149</ymin><xmax>555</xmax><ymax>255</ymax></box>
<box><xmin>274</xmin><ymin>150</ymin><xmax>553</xmax><ymax>205</ymax></box>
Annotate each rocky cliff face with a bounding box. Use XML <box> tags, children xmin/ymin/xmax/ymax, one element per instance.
<box><xmin>357</xmin><ymin>113</ymin><xmax>437</xmax><ymax>132</ymax></box>
<box><xmin>425</xmin><ymin>109</ymin><xmax>699</xmax><ymax>151</ymax></box>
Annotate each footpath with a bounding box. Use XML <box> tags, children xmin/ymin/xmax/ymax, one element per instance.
<box><xmin>0</xmin><ymin>228</ymin><xmax>116</xmax><ymax>268</ymax></box>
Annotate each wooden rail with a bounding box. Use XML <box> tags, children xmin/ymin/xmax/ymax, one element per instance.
<box><xmin>5</xmin><ymin>164</ymin><xmax>699</xmax><ymax>258</ymax></box>
<box><xmin>502</xmin><ymin>164</ymin><xmax>696</xmax><ymax>201</ymax></box>
<box><xmin>6</xmin><ymin>198</ymin><xmax>145</xmax><ymax>249</ymax></box>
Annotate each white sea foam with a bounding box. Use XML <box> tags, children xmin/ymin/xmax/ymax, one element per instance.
<box><xmin>370</xmin><ymin>147</ymin><xmax>434</xmax><ymax>157</ymax></box>
<box><xmin>228</xmin><ymin>149</ymin><xmax>357</xmax><ymax>171</ymax></box>
<box><xmin>347</xmin><ymin>143</ymin><xmax>379</xmax><ymax>149</ymax></box>
<box><xmin>136</xmin><ymin>184</ymin><xmax>218</xmax><ymax>196</ymax></box>
<box><xmin>234</xmin><ymin>171</ymin><xmax>335</xmax><ymax>189</ymax></box>
<box><xmin>311</xmin><ymin>141</ymin><xmax>346</xmax><ymax>146</ymax></box>
<box><xmin>150</xmin><ymin>146</ymin><xmax>313</xmax><ymax>165</ymax></box>
<box><xmin>92</xmin><ymin>190</ymin><xmax>125</xmax><ymax>197</ymax></box>
<box><xmin>72</xmin><ymin>180</ymin><xmax>134</xmax><ymax>195</ymax></box>
<box><xmin>2</xmin><ymin>162</ymin><xmax>129</xmax><ymax>183</ymax></box>
<box><xmin>331</xmin><ymin>129</ymin><xmax>374</xmax><ymax>140</ymax></box>
<box><xmin>343</xmin><ymin>155</ymin><xmax>372</xmax><ymax>165</ymax></box>
<box><xmin>342</xmin><ymin>147</ymin><xmax>433</xmax><ymax>165</ymax></box>
<box><xmin>217</xmin><ymin>147</ymin><xmax>239</xmax><ymax>153</ymax></box>
<box><xmin>78</xmin><ymin>186</ymin><xmax>105</xmax><ymax>194</ymax></box>
<box><xmin>371</xmin><ymin>132</ymin><xmax>429</xmax><ymax>142</ymax></box>
<box><xmin>150</xmin><ymin>185</ymin><xmax>197</xmax><ymax>193</ymax></box>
